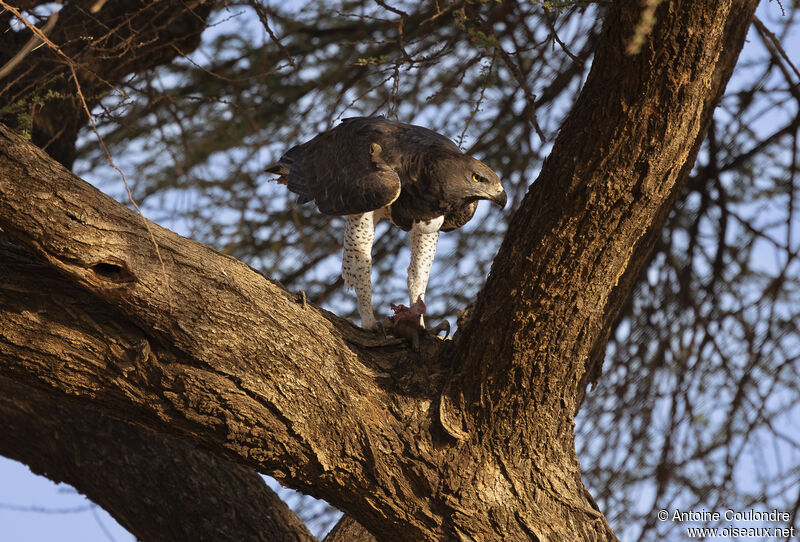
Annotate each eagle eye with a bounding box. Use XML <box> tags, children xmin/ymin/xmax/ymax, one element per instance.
<box><xmin>472</xmin><ymin>173</ymin><xmax>482</xmax><ymax>183</ymax></box>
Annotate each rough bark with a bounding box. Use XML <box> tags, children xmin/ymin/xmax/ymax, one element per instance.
<box><xmin>0</xmin><ymin>235</ymin><xmax>314</xmax><ymax>541</ymax></box>
<box><xmin>576</xmin><ymin>0</ymin><xmax>762</xmax><ymax>408</ymax></box>
<box><xmin>440</xmin><ymin>3</ymin><xmax>758</xmax><ymax>538</ymax></box>
<box><xmin>324</xmin><ymin>516</ymin><xmax>376</xmax><ymax>542</ymax></box>
<box><xmin>0</xmin><ymin>1</ymin><xmax>758</xmax><ymax>540</ymax></box>
<box><xmin>0</xmin><ymin>126</ymin><xmax>448</xmax><ymax>540</ymax></box>
<box><xmin>0</xmin><ymin>380</ymin><xmax>313</xmax><ymax>542</ymax></box>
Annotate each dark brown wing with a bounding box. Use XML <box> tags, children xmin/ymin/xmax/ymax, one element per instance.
<box><xmin>267</xmin><ymin>117</ymin><xmax>461</xmax><ymax>216</ymax></box>
<box><xmin>268</xmin><ymin>117</ymin><xmax>403</xmax><ymax>216</ymax></box>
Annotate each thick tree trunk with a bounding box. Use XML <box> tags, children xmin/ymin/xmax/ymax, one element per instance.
<box><xmin>0</xmin><ymin>380</ymin><xmax>314</xmax><ymax>542</ymax></box>
<box><xmin>438</xmin><ymin>2</ymin><xmax>758</xmax><ymax>538</ymax></box>
<box><xmin>0</xmin><ymin>234</ymin><xmax>314</xmax><ymax>541</ymax></box>
<box><xmin>0</xmin><ymin>1</ymin><xmax>757</xmax><ymax>540</ymax></box>
<box><xmin>324</xmin><ymin>516</ymin><xmax>375</xmax><ymax>542</ymax></box>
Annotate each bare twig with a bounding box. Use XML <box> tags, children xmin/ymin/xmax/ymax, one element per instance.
<box><xmin>171</xmin><ymin>44</ymin><xmax>291</xmax><ymax>82</ymax></box>
<box><xmin>458</xmin><ymin>56</ymin><xmax>495</xmax><ymax>148</ymax></box>
<box><xmin>69</xmin><ymin>64</ymin><xmax>174</xmax><ymax>310</ymax></box>
<box><xmin>0</xmin><ymin>502</ymin><xmax>94</xmax><ymax>514</ymax></box>
<box><xmin>251</xmin><ymin>1</ymin><xmax>297</xmax><ymax>71</ymax></box>
<box><xmin>753</xmin><ymin>16</ymin><xmax>800</xmax><ymax>83</ymax></box>
<box><xmin>0</xmin><ymin>0</ymin><xmax>117</xmax><ymax>92</ymax></box>
<box><xmin>0</xmin><ymin>3</ymin><xmax>61</xmax><ymax>81</ymax></box>
<box><xmin>545</xmin><ymin>13</ymin><xmax>582</xmax><ymax>65</ymax></box>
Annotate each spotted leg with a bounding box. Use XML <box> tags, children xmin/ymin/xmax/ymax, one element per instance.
<box><xmin>343</xmin><ymin>212</ymin><xmax>377</xmax><ymax>329</ymax></box>
<box><xmin>407</xmin><ymin>217</ymin><xmax>444</xmax><ymax>328</ymax></box>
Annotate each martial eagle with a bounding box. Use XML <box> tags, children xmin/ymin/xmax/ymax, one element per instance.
<box><xmin>268</xmin><ymin>116</ymin><xmax>506</xmax><ymax>329</ymax></box>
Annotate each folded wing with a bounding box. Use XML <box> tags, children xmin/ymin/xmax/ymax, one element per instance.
<box><xmin>267</xmin><ymin>117</ymin><xmax>406</xmax><ymax>216</ymax></box>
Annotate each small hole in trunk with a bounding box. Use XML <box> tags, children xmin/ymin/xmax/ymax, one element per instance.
<box><xmin>91</xmin><ymin>261</ymin><xmax>133</xmax><ymax>283</ymax></box>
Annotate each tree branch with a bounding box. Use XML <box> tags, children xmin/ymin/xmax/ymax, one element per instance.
<box><xmin>323</xmin><ymin>516</ymin><xmax>375</xmax><ymax>542</ymax></box>
<box><xmin>0</xmin><ymin>0</ymin><xmax>760</xmax><ymax>539</ymax></box>
<box><xmin>0</xmin><ymin>371</ymin><xmax>314</xmax><ymax>542</ymax></box>
<box><xmin>0</xmin><ymin>122</ymin><xmax>454</xmax><ymax>539</ymax></box>
<box><xmin>446</xmin><ymin>0</ymin><xmax>758</xmax><ymax>434</ymax></box>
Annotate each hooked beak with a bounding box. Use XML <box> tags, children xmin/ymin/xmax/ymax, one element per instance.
<box><xmin>491</xmin><ymin>188</ymin><xmax>507</xmax><ymax>208</ymax></box>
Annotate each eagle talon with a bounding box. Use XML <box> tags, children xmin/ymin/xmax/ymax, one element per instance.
<box><xmin>376</xmin><ymin>319</ymin><xmax>390</xmax><ymax>337</ymax></box>
<box><xmin>429</xmin><ymin>319</ymin><xmax>450</xmax><ymax>339</ymax></box>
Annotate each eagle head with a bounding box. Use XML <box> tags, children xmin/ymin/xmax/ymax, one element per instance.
<box><xmin>440</xmin><ymin>153</ymin><xmax>507</xmax><ymax>208</ymax></box>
